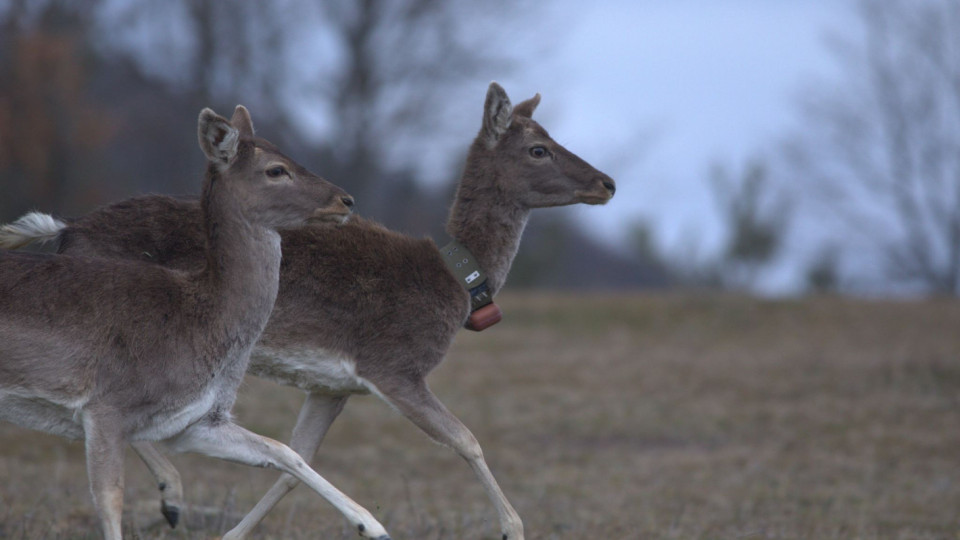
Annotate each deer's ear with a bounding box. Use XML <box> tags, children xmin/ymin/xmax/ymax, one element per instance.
<box><xmin>482</xmin><ymin>81</ymin><xmax>513</xmax><ymax>148</ymax></box>
<box><xmin>513</xmin><ymin>93</ymin><xmax>540</xmax><ymax>118</ymax></box>
<box><xmin>198</xmin><ymin>108</ymin><xmax>240</xmax><ymax>169</ymax></box>
<box><xmin>230</xmin><ymin>105</ymin><xmax>255</xmax><ymax>138</ymax></box>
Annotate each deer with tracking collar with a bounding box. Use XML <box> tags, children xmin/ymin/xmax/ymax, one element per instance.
<box><xmin>0</xmin><ymin>83</ymin><xmax>616</xmax><ymax>540</ymax></box>
<box><xmin>0</xmin><ymin>105</ymin><xmax>393</xmax><ymax>540</ymax></box>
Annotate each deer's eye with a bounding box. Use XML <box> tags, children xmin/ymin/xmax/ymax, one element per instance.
<box><xmin>266</xmin><ymin>165</ymin><xmax>289</xmax><ymax>178</ymax></box>
<box><xmin>529</xmin><ymin>146</ymin><xmax>548</xmax><ymax>158</ymax></box>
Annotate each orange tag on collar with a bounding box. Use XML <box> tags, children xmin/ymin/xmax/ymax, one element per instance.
<box><xmin>465</xmin><ymin>302</ymin><xmax>502</xmax><ymax>331</ymax></box>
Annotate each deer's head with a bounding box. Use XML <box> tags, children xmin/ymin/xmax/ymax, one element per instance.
<box><xmin>198</xmin><ymin>106</ymin><xmax>354</xmax><ymax>229</ymax></box>
<box><xmin>472</xmin><ymin>82</ymin><xmax>616</xmax><ymax>209</ymax></box>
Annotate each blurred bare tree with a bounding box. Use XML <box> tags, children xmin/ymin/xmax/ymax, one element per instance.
<box><xmin>638</xmin><ymin>159</ymin><xmax>790</xmax><ymax>292</ymax></box>
<box><xmin>0</xmin><ymin>0</ymin><xmax>660</xmax><ymax>288</ymax></box>
<box><xmin>0</xmin><ymin>0</ymin><xmax>117</xmax><ymax>219</ymax></box>
<box><xmin>710</xmin><ymin>160</ymin><xmax>790</xmax><ymax>290</ymax></box>
<box><xmin>785</xmin><ymin>0</ymin><xmax>960</xmax><ymax>294</ymax></box>
<box><xmin>105</xmin><ymin>0</ymin><xmax>510</xmax><ymax>220</ymax></box>
<box><xmin>806</xmin><ymin>245</ymin><xmax>840</xmax><ymax>294</ymax></box>
<box><xmin>314</xmin><ymin>1</ymin><xmax>508</xmax><ymax>216</ymax></box>
<box><xmin>1</xmin><ymin>0</ymin><xmax>509</xmax><ymax>222</ymax></box>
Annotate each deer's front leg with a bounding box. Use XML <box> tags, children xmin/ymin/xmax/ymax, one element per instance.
<box><xmin>223</xmin><ymin>392</ymin><xmax>348</xmax><ymax>540</ymax></box>
<box><xmin>132</xmin><ymin>441</ymin><xmax>184</xmax><ymax>528</ymax></box>
<box><xmin>168</xmin><ymin>418</ymin><xmax>389</xmax><ymax>540</ymax></box>
<box><xmin>83</xmin><ymin>411</ymin><xmax>126</xmax><ymax>540</ymax></box>
<box><xmin>376</xmin><ymin>377</ymin><xmax>524</xmax><ymax>540</ymax></box>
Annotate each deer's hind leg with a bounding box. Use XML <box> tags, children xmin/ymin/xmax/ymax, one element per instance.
<box><xmin>132</xmin><ymin>442</ymin><xmax>184</xmax><ymax>528</ymax></box>
<box><xmin>373</xmin><ymin>376</ymin><xmax>524</xmax><ymax>540</ymax></box>
<box><xmin>167</xmin><ymin>417</ymin><xmax>389</xmax><ymax>539</ymax></box>
<box><xmin>223</xmin><ymin>392</ymin><xmax>348</xmax><ymax>540</ymax></box>
<box><xmin>82</xmin><ymin>410</ymin><xmax>127</xmax><ymax>540</ymax></box>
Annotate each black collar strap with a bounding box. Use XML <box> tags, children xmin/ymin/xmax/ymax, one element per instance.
<box><xmin>439</xmin><ymin>240</ymin><xmax>502</xmax><ymax>331</ymax></box>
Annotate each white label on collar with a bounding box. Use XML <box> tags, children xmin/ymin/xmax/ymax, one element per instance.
<box><xmin>465</xmin><ymin>270</ymin><xmax>480</xmax><ymax>284</ymax></box>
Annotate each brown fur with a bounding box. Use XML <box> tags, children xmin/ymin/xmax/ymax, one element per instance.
<box><xmin>0</xmin><ymin>106</ymin><xmax>395</xmax><ymax>540</ymax></box>
<box><xmin>64</xmin><ymin>207</ymin><xmax>466</xmax><ymax>384</ymax></box>
<box><xmin>8</xmin><ymin>83</ymin><xmax>616</xmax><ymax>540</ymax></box>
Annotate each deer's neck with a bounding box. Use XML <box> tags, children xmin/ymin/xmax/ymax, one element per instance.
<box><xmin>199</xmin><ymin>176</ymin><xmax>281</xmax><ymax>346</ymax></box>
<box><xmin>445</xmin><ymin>166</ymin><xmax>530</xmax><ymax>296</ymax></box>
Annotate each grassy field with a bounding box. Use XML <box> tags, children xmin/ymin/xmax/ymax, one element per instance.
<box><xmin>1</xmin><ymin>293</ymin><xmax>959</xmax><ymax>539</ymax></box>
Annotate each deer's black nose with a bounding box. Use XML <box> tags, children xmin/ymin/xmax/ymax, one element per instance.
<box><xmin>341</xmin><ymin>196</ymin><xmax>355</xmax><ymax>209</ymax></box>
<box><xmin>602</xmin><ymin>179</ymin><xmax>616</xmax><ymax>195</ymax></box>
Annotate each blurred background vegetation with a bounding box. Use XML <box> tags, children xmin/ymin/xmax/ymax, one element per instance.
<box><xmin>2</xmin><ymin>0</ymin><xmax>959</xmax><ymax>295</ymax></box>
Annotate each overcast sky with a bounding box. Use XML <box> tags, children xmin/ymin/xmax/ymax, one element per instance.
<box><xmin>482</xmin><ymin>0</ymin><xmax>852</xmax><ymax>291</ymax></box>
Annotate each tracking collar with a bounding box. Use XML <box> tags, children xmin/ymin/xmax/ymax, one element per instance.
<box><xmin>439</xmin><ymin>239</ymin><xmax>502</xmax><ymax>331</ymax></box>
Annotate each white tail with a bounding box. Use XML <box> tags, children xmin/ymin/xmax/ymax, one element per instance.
<box><xmin>0</xmin><ymin>211</ymin><xmax>66</xmax><ymax>249</ymax></box>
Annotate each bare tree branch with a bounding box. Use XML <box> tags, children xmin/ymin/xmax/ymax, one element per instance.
<box><xmin>786</xmin><ymin>0</ymin><xmax>960</xmax><ymax>294</ymax></box>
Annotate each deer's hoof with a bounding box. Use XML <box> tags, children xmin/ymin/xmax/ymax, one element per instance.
<box><xmin>161</xmin><ymin>502</ymin><xmax>180</xmax><ymax>529</ymax></box>
<box><xmin>357</xmin><ymin>521</ymin><xmax>390</xmax><ymax>539</ymax></box>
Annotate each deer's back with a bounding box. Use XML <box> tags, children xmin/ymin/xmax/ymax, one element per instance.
<box><xmin>60</xmin><ymin>196</ymin><xmax>470</xmax><ymax>381</ymax></box>
<box><xmin>60</xmin><ymin>195</ymin><xmax>206</xmax><ymax>269</ymax></box>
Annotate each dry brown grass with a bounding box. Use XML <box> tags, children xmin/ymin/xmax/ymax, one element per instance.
<box><xmin>1</xmin><ymin>293</ymin><xmax>959</xmax><ymax>539</ymax></box>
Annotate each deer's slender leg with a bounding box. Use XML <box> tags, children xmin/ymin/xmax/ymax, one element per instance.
<box><xmin>223</xmin><ymin>392</ymin><xmax>348</xmax><ymax>540</ymax></box>
<box><xmin>168</xmin><ymin>419</ymin><xmax>388</xmax><ymax>539</ymax></box>
<box><xmin>375</xmin><ymin>378</ymin><xmax>524</xmax><ymax>540</ymax></box>
<box><xmin>83</xmin><ymin>412</ymin><xmax>126</xmax><ymax>540</ymax></box>
<box><xmin>131</xmin><ymin>442</ymin><xmax>183</xmax><ymax>528</ymax></box>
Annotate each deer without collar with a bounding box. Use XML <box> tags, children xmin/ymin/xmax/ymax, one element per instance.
<box><xmin>0</xmin><ymin>83</ymin><xmax>616</xmax><ymax>540</ymax></box>
<box><xmin>0</xmin><ymin>106</ymin><xmax>392</xmax><ymax>540</ymax></box>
